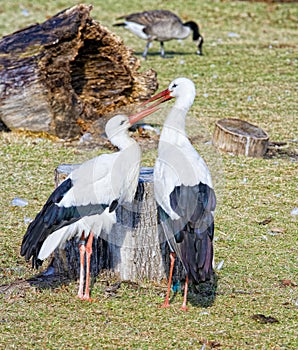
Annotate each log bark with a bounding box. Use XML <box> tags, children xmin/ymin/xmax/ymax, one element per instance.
<box><xmin>213</xmin><ymin>118</ymin><xmax>269</xmax><ymax>157</ymax></box>
<box><xmin>0</xmin><ymin>4</ymin><xmax>158</xmax><ymax>139</ymax></box>
<box><xmin>51</xmin><ymin>165</ymin><xmax>185</xmax><ymax>283</ymax></box>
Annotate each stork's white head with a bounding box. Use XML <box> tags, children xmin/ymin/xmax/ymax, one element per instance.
<box><xmin>105</xmin><ymin>115</ymin><xmax>130</xmax><ymax>141</ymax></box>
<box><xmin>105</xmin><ymin>114</ymin><xmax>134</xmax><ymax>150</ymax></box>
<box><xmin>141</xmin><ymin>77</ymin><xmax>196</xmax><ymax>112</ymax></box>
<box><xmin>167</xmin><ymin>77</ymin><xmax>196</xmax><ymax>110</ymax></box>
<box><xmin>105</xmin><ymin>105</ymin><xmax>162</xmax><ymax>148</ymax></box>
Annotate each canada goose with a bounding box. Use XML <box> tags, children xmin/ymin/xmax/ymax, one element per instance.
<box><xmin>113</xmin><ymin>10</ymin><xmax>204</xmax><ymax>58</ymax></box>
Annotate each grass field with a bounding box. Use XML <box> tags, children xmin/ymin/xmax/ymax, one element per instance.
<box><xmin>0</xmin><ymin>1</ymin><xmax>297</xmax><ymax>349</ymax></box>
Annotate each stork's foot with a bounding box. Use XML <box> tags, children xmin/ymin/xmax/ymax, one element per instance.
<box><xmin>160</xmin><ymin>300</ymin><xmax>170</xmax><ymax>308</ymax></box>
<box><xmin>77</xmin><ymin>290</ymin><xmax>93</xmax><ymax>302</ymax></box>
<box><xmin>78</xmin><ymin>294</ymin><xmax>94</xmax><ymax>302</ymax></box>
<box><xmin>180</xmin><ymin>304</ymin><xmax>188</xmax><ymax>311</ymax></box>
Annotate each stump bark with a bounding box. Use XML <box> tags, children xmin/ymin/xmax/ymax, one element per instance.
<box><xmin>213</xmin><ymin>118</ymin><xmax>269</xmax><ymax>157</ymax></box>
<box><xmin>0</xmin><ymin>4</ymin><xmax>158</xmax><ymax>139</ymax></box>
<box><xmin>51</xmin><ymin>165</ymin><xmax>185</xmax><ymax>283</ymax></box>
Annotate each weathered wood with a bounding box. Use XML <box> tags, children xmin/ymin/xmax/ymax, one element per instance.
<box><xmin>51</xmin><ymin>165</ymin><xmax>185</xmax><ymax>283</ymax></box>
<box><xmin>213</xmin><ymin>118</ymin><xmax>269</xmax><ymax>157</ymax></box>
<box><xmin>0</xmin><ymin>4</ymin><xmax>158</xmax><ymax>139</ymax></box>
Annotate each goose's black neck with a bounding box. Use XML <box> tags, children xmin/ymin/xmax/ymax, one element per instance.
<box><xmin>184</xmin><ymin>21</ymin><xmax>200</xmax><ymax>40</ymax></box>
<box><xmin>184</xmin><ymin>21</ymin><xmax>204</xmax><ymax>55</ymax></box>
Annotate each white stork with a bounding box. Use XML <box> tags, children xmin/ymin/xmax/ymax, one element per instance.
<box><xmin>113</xmin><ymin>10</ymin><xmax>204</xmax><ymax>58</ymax></box>
<box><xmin>20</xmin><ymin>108</ymin><xmax>159</xmax><ymax>301</ymax></box>
<box><xmin>142</xmin><ymin>77</ymin><xmax>216</xmax><ymax>310</ymax></box>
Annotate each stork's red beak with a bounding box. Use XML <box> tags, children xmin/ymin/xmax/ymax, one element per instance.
<box><xmin>141</xmin><ymin>88</ymin><xmax>173</xmax><ymax>108</ymax></box>
<box><xmin>128</xmin><ymin>105</ymin><xmax>160</xmax><ymax>125</ymax></box>
<box><xmin>128</xmin><ymin>88</ymin><xmax>173</xmax><ymax>125</ymax></box>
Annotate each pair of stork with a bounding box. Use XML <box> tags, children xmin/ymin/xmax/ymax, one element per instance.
<box><xmin>21</xmin><ymin>77</ymin><xmax>216</xmax><ymax>310</ymax></box>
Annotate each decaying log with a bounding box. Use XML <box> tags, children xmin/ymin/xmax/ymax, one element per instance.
<box><xmin>0</xmin><ymin>4</ymin><xmax>158</xmax><ymax>139</ymax></box>
<box><xmin>51</xmin><ymin>165</ymin><xmax>185</xmax><ymax>283</ymax></box>
<box><xmin>213</xmin><ymin>118</ymin><xmax>269</xmax><ymax>157</ymax></box>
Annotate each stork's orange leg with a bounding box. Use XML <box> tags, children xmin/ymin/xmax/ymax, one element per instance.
<box><xmin>161</xmin><ymin>252</ymin><xmax>176</xmax><ymax>308</ymax></box>
<box><xmin>82</xmin><ymin>232</ymin><xmax>94</xmax><ymax>301</ymax></box>
<box><xmin>78</xmin><ymin>233</ymin><xmax>86</xmax><ymax>299</ymax></box>
<box><xmin>181</xmin><ymin>275</ymin><xmax>189</xmax><ymax>311</ymax></box>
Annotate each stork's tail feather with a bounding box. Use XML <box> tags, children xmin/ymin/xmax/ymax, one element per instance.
<box><xmin>191</xmin><ymin>225</ymin><xmax>214</xmax><ymax>283</ymax></box>
<box><xmin>197</xmin><ymin>235</ymin><xmax>214</xmax><ymax>282</ymax></box>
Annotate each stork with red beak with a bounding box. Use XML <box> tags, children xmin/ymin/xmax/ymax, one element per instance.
<box><xmin>20</xmin><ymin>107</ymin><xmax>159</xmax><ymax>301</ymax></box>
<box><xmin>143</xmin><ymin>77</ymin><xmax>216</xmax><ymax>310</ymax></box>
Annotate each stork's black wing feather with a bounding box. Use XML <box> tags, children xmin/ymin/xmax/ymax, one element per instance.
<box><xmin>20</xmin><ymin>178</ymin><xmax>107</xmax><ymax>268</ymax></box>
<box><xmin>158</xmin><ymin>182</ymin><xmax>216</xmax><ymax>283</ymax></box>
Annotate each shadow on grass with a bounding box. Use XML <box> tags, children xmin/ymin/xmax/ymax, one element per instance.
<box><xmin>0</xmin><ymin>271</ymin><xmax>73</xmax><ymax>298</ymax></box>
<box><xmin>264</xmin><ymin>141</ymin><xmax>298</xmax><ymax>161</ymax></box>
<box><xmin>168</xmin><ymin>273</ymin><xmax>218</xmax><ymax>308</ymax></box>
<box><xmin>190</xmin><ymin>273</ymin><xmax>218</xmax><ymax>308</ymax></box>
<box><xmin>0</xmin><ymin>270</ymin><xmax>218</xmax><ymax>311</ymax></box>
<box><xmin>133</xmin><ymin>50</ymin><xmax>199</xmax><ymax>59</ymax></box>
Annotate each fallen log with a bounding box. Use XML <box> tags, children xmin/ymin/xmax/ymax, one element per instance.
<box><xmin>213</xmin><ymin>118</ymin><xmax>269</xmax><ymax>157</ymax></box>
<box><xmin>0</xmin><ymin>4</ymin><xmax>158</xmax><ymax>139</ymax></box>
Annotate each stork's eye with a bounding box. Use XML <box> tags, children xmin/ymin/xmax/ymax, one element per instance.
<box><xmin>120</xmin><ymin>120</ymin><xmax>125</xmax><ymax>125</ymax></box>
<box><xmin>172</xmin><ymin>83</ymin><xmax>178</xmax><ymax>88</ymax></box>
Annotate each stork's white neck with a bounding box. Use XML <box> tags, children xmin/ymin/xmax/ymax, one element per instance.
<box><xmin>110</xmin><ymin>132</ymin><xmax>137</xmax><ymax>151</ymax></box>
<box><xmin>161</xmin><ymin>106</ymin><xmax>187</xmax><ymax>137</ymax></box>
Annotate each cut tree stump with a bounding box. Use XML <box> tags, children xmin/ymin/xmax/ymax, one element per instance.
<box><xmin>213</xmin><ymin>118</ymin><xmax>269</xmax><ymax>157</ymax></box>
<box><xmin>50</xmin><ymin>165</ymin><xmax>185</xmax><ymax>283</ymax></box>
<box><xmin>0</xmin><ymin>4</ymin><xmax>158</xmax><ymax>139</ymax></box>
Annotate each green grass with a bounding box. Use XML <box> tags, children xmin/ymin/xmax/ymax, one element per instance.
<box><xmin>1</xmin><ymin>1</ymin><xmax>297</xmax><ymax>349</ymax></box>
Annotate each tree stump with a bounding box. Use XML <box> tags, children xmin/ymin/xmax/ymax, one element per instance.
<box><xmin>51</xmin><ymin>165</ymin><xmax>185</xmax><ymax>283</ymax></box>
<box><xmin>213</xmin><ymin>118</ymin><xmax>269</xmax><ymax>157</ymax></box>
<box><xmin>0</xmin><ymin>4</ymin><xmax>158</xmax><ymax>139</ymax></box>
